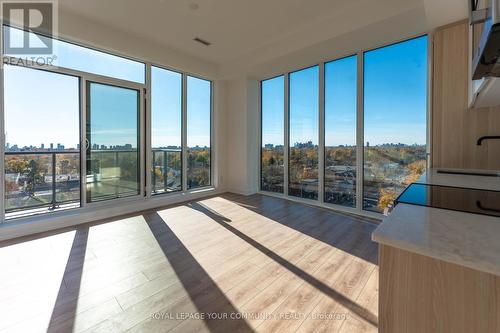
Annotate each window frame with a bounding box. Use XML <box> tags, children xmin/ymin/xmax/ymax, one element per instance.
<box><xmin>185</xmin><ymin>74</ymin><xmax>213</xmax><ymax>190</ymax></box>
<box><xmin>259</xmin><ymin>74</ymin><xmax>285</xmax><ymax>194</ymax></box>
<box><xmin>258</xmin><ymin>34</ymin><xmax>431</xmax><ymax>220</ymax></box>
<box><xmin>287</xmin><ymin>64</ymin><xmax>320</xmax><ymax>201</ymax></box>
<box><xmin>149</xmin><ymin>65</ymin><xmax>184</xmax><ymax>196</ymax></box>
<box><xmin>0</xmin><ymin>25</ymin><xmax>215</xmax><ymax>224</ymax></box>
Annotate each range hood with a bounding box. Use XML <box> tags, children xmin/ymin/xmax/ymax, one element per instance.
<box><xmin>470</xmin><ymin>0</ymin><xmax>500</xmax><ymax>108</ymax></box>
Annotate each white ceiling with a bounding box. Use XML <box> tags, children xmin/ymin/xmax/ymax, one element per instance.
<box><xmin>59</xmin><ymin>0</ymin><xmax>467</xmax><ymax>68</ymax></box>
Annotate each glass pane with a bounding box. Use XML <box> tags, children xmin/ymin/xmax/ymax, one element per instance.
<box><xmin>187</xmin><ymin>76</ymin><xmax>211</xmax><ymax>189</ymax></box>
<box><xmin>3</xmin><ymin>65</ymin><xmax>80</xmax><ymax>216</ymax></box>
<box><xmin>86</xmin><ymin>82</ymin><xmax>140</xmax><ymax>202</ymax></box>
<box><xmin>151</xmin><ymin>66</ymin><xmax>182</xmax><ymax>194</ymax></box>
<box><xmin>55</xmin><ymin>152</ymin><xmax>81</xmax><ymax>203</ymax></box>
<box><xmin>289</xmin><ymin>66</ymin><xmax>319</xmax><ymax>200</ymax></box>
<box><xmin>363</xmin><ymin>36</ymin><xmax>428</xmax><ymax>213</ymax></box>
<box><xmin>4</xmin><ymin>26</ymin><xmax>145</xmax><ymax>84</ymax></box>
<box><xmin>324</xmin><ymin>56</ymin><xmax>357</xmax><ymax>207</ymax></box>
<box><xmin>261</xmin><ymin>76</ymin><xmax>285</xmax><ymax>193</ymax></box>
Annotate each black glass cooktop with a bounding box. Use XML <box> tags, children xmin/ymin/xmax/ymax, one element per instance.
<box><xmin>395</xmin><ymin>183</ymin><xmax>500</xmax><ymax>218</ymax></box>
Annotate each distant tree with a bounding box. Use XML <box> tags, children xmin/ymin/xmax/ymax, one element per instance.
<box><xmin>6</xmin><ymin>158</ymin><xmax>28</xmax><ymax>174</ymax></box>
<box><xmin>405</xmin><ymin>159</ymin><xmax>426</xmax><ymax>184</ymax></box>
<box><xmin>26</xmin><ymin>160</ymin><xmax>43</xmax><ymax>195</ymax></box>
<box><xmin>59</xmin><ymin>159</ymin><xmax>70</xmax><ymax>174</ymax></box>
<box><xmin>378</xmin><ymin>188</ymin><xmax>397</xmax><ymax>211</ymax></box>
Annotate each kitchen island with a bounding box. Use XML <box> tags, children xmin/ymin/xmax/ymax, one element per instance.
<box><xmin>372</xmin><ymin>168</ymin><xmax>500</xmax><ymax>333</ymax></box>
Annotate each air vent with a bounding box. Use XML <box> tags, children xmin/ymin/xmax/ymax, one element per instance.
<box><xmin>194</xmin><ymin>37</ymin><xmax>211</xmax><ymax>46</ymax></box>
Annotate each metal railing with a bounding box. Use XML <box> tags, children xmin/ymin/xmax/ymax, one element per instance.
<box><xmin>151</xmin><ymin>148</ymin><xmax>182</xmax><ymax>194</ymax></box>
<box><xmin>4</xmin><ymin>148</ymin><xmax>188</xmax><ymax>215</ymax></box>
<box><xmin>4</xmin><ymin>150</ymin><xmax>80</xmax><ymax>213</ymax></box>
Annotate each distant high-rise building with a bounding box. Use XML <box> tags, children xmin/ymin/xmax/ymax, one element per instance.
<box><xmin>41</xmin><ymin>143</ymin><xmax>45</xmax><ymax>149</ymax></box>
<box><xmin>366</xmin><ymin>141</ymin><xmax>370</xmax><ymax>147</ymax></box>
<box><xmin>5</xmin><ymin>142</ymin><xmax>10</xmax><ymax>149</ymax></box>
<box><xmin>76</xmin><ymin>144</ymin><xmax>80</xmax><ymax>150</ymax></box>
<box><xmin>50</xmin><ymin>143</ymin><xmax>54</xmax><ymax>150</ymax></box>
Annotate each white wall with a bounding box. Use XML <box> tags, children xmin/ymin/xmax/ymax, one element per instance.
<box><xmin>224</xmin><ymin>77</ymin><xmax>259</xmax><ymax>195</ymax></box>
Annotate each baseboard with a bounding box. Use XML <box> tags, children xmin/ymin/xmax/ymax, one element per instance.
<box><xmin>0</xmin><ymin>188</ymin><xmax>223</xmax><ymax>243</ymax></box>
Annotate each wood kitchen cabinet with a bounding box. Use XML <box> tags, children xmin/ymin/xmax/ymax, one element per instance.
<box><xmin>378</xmin><ymin>244</ymin><xmax>500</xmax><ymax>333</ymax></box>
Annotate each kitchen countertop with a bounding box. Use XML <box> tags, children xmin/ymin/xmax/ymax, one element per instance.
<box><xmin>372</xmin><ymin>168</ymin><xmax>500</xmax><ymax>276</ymax></box>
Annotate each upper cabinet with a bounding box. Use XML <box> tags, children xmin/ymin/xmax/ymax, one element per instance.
<box><xmin>469</xmin><ymin>0</ymin><xmax>500</xmax><ymax>108</ymax></box>
<box><xmin>432</xmin><ymin>21</ymin><xmax>500</xmax><ymax>170</ymax></box>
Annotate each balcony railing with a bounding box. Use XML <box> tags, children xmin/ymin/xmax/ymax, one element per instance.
<box><xmin>3</xmin><ymin>148</ymin><xmax>194</xmax><ymax>218</ymax></box>
<box><xmin>152</xmin><ymin>148</ymin><xmax>182</xmax><ymax>194</ymax></box>
<box><xmin>4</xmin><ymin>150</ymin><xmax>80</xmax><ymax>215</ymax></box>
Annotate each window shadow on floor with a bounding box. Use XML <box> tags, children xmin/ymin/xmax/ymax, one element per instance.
<box><xmin>223</xmin><ymin>193</ymin><xmax>378</xmax><ymax>265</ymax></box>
<box><xmin>47</xmin><ymin>227</ymin><xmax>89</xmax><ymax>333</ymax></box>
<box><xmin>143</xmin><ymin>212</ymin><xmax>254</xmax><ymax>333</ymax></box>
<box><xmin>188</xmin><ymin>201</ymin><xmax>378</xmax><ymax>328</ymax></box>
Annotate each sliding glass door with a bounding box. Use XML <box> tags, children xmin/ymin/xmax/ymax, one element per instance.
<box><xmin>86</xmin><ymin>82</ymin><xmax>141</xmax><ymax>202</ymax></box>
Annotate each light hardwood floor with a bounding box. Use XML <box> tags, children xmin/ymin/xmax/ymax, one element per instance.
<box><xmin>0</xmin><ymin>193</ymin><xmax>379</xmax><ymax>333</ymax></box>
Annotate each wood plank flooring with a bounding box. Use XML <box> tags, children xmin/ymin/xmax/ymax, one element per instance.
<box><xmin>0</xmin><ymin>193</ymin><xmax>379</xmax><ymax>333</ymax></box>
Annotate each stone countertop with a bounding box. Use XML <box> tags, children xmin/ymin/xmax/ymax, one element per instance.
<box><xmin>372</xmin><ymin>168</ymin><xmax>500</xmax><ymax>276</ymax></box>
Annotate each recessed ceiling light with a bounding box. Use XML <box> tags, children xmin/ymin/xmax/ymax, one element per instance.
<box><xmin>189</xmin><ymin>2</ymin><xmax>199</xmax><ymax>10</ymax></box>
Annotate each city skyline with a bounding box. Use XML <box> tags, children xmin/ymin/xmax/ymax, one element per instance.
<box><xmin>4</xmin><ymin>142</ymin><xmax>209</xmax><ymax>152</ymax></box>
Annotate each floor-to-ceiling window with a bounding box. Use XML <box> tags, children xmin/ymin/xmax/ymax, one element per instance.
<box><xmin>187</xmin><ymin>76</ymin><xmax>212</xmax><ymax>189</ymax></box>
<box><xmin>261</xmin><ymin>76</ymin><xmax>285</xmax><ymax>193</ymax></box>
<box><xmin>2</xmin><ymin>25</ymin><xmax>214</xmax><ymax>221</ymax></box>
<box><xmin>363</xmin><ymin>36</ymin><xmax>428</xmax><ymax>213</ymax></box>
<box><xmin>3</xmin><ymin>65</ymin><xmax>80</xmax><ymax>217</ymax></box>
<box><xmin>288</xmin><ymin>66</ymin><xmax>319</xmax><ymax>200</ymax></box>
<box><xmin>324</xmin><ymin>55</ymin><xmax>357</xmax><ymax>207</ymax></box>
<box><xmin>260</xmin><ymin>36</ymin><xmax>428</xmax><ymax>216</ymax></box>
<box><xmin>151</xmin><ymin>67</ymin><xmax>182</xmax><ymax>194</ymax></box>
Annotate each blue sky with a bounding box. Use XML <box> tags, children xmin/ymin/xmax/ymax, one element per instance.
<box><xmin>151</xmin><ymin>66</ymin><xmax>182</xmax><ymax>148</ymax></box>
<box><xmin>289</xmin><ymin>66</ymin><xmax>319</xmax><ymax>146</ymax></box>
<box><xmin>262</xmin><ymin>35</ymin><xmax>428</xmax><ymax>147</ymax></box>
<box><xmin>89</xmin><ymin>83</ymin><xmax>139</xmax><ymax>148</ymax></box>
<box><xmin>4</xmin><ymin>65</ymin><xmax>80</xmax><ymax>149</ymax></box>
<box><xmin>364</xmin><ymin>36</ymin><xmax>428</xmax><ymax>145</ymax></box>
<box><xmin>187</xmin><ymin>76</ymin><xmax>211</xmax><ymax>148</ymax></box>
<box><xmin>325</xmin><ymin>55</ymin><xmax>357</xmax><ymax>146</ymax></box>
<box><xmin>261</xmin><ymin>76</ymin><xmax>284</xmax><ymax>146</ymax></box>
<box><xmin>4</xmin><ymin>62</ymin><xmax>212</xmax><ymax>150</ymax></box>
